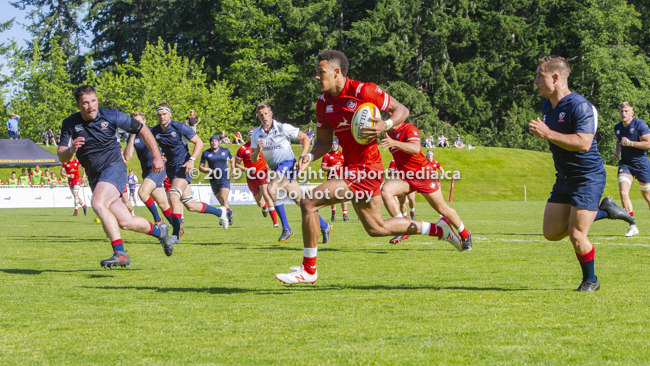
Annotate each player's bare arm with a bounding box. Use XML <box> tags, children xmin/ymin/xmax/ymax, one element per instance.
<box><xmin>295</xmin><ymin>130</ymin><xmax>312</xmax><ymax>172</ymax></box>
<box><xmin>198</xmin><ymin>161</ymin><xmax>211</xmax><ymax>174</ymax></box>
<box><xmin>380</xmin><ymin>134</ymin><xmax>420</xmax><ymax>154</ymax></box>
<box><xmin>57</xmin><ymin>137</ymin><xmax>85</xmax><ymax>163</ymax></box>
<box><xmin>306</xmin><ymin>125</ymin><xmax>334</xmax><ymax>165</ymax></box>
<box><xmin>252</xmin><ymin>139</ymin><xmax>263</xmax><ymax>163</ymax></box>
<box><xmin>139</xmin><ymin>126</ymin><xmax>164</xmax><ymax>173</ymax></box>
<box><xmin>621</xmin><ymin>133</ymin><xmax>650</xmax><ymax>150</ymax></box>
<box><xmin>529</xmin><ymin>117</ymin><xmax>593</xmax><ymax>152</ymax></box>
<box><xmin>234</xmin><ymin>157</ymin><xmax>250</xmax><ymax>172</ymax></box>
<box><xmin>614</xmin><ymin>140</ymin><xmax>621</xmax><ymax>161</ymax></box>
<box><xmin>183</xmin><ymin>135</ymin><xmax>203</xmax><ymax>174</ymax></box>
<box><xmin>123</xmin><ymin>133</ymin><xmax>136</xmax><ymax>161</ymax></box>
<box><xmin>361</xmin><ymin>96</ymin><xmax>410</xmax><ymax>139</ymax></box>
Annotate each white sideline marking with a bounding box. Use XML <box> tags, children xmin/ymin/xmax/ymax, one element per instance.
<box><xmin>4</xmin><ymin>225</ymin><xmax>27</xmax><ymax>226</ymax></box>
<box><xmin>593</xmin><ymin>242</ymin><xmax>650</xmax><ymax>248</ymax></box>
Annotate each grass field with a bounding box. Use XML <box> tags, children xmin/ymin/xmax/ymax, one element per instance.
<box><xmin>1</xmin><ymin>201</ymin><xmax>650</xmax><ymax>364</ymax></box>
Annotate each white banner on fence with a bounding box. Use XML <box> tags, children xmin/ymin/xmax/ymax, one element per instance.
<box><xmin>0</xmin><ymin>183</ymin><xmax>318</xmax><ymax>209</ymax></box>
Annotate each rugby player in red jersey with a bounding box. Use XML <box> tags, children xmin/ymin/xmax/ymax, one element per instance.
<box><xmin>321</xmin><ymin>140</ymin><xmax>349</xmax><ymax>222</ymax></box>
<box><xmin>381</xmin><ymin>123</ymin><xmax>471</xmax><ymax>248</ymax></box>
<box><xmin>62</xmin><ymin>157</ymin><xmax>87</xmax><ymax>216</ymax></box>
<box><xmin>387</xmin><ymin>159</ymin><xmax>417</xmax><ymax>223</ymax></box>
<box><xmin>275</xmin><ymin>50</ymin><xmax>462</xmax><ymax>284</ymax></box>
<box><xmin>235</xmin><ymin>128</ymin><xmax>279</xmax><ymax>227</ymax></box>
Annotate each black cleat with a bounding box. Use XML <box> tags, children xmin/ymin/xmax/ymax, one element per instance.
<box><xmin>158</xmin><ymin>223</ymin><xmax>173</xmax><ymax>256</ymax></box>
<box><xmin>575</xmin><ymin>279</ymin><xmax>600</xmax><ymax>292</ymax></box>
<box><xmin>73</xmin><ymin>211</ymin><xmax>78</xmax><ymax>216</ymax></box>
<box><xmin>262</xmin><ymin>208</ymin><xmax>268</xmax><ymax>217</ymax></box>
<box><xmin>322</xmin><ymin>223</ymin><xmax>332</xmax><ymax>244</ymax></box>
<box><xmin>83</xmin><ymin>206</ymin><xmax>87</xmax><ymax>216</ymax></box>
<box><xmin>278</xmin><ymin>229</ymin><xmax>294</xmax><ymax>242</ymax></box>
<box><xmin>410</xmin><ymin>213</ymin><xmax>416</xmax><ymax>220</ymax></box>
<box><xmin>228</xmin><ymin>211</ymin><xmax>234</xmax><ymax>226</ymax></box>
<box><xmin>101</xmin><ymin>251</ymin><xmax>130</xmax><ymax>269</ymax></box>
<box><xmin>343</xmin><ymin>214</ymin><xmax>349</xmax><ymax>222</ymax></box>
<box><xmin>599</xmin><ymin>197</ymin><xmax>634</xmax><ymax>224</ymax></box>
<box><xmin>462</xmin><ymin>231</ymin><xmax>472</xmax><ymax>251</ymax></box>
<box><xmin>331</xmin><ymin>214</ymin><xmax>336</xmax><ymax>222</ymax></box>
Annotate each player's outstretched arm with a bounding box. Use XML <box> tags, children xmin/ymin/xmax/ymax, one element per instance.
<box><xmin>123</xmin><ymin>133</ymin><xmax>136</xmax><ymax>162</ymax></box>
<box><xmin>529</xmin><ymin>117</ymin><xmax>593</xmax><ymax>152</ymax></box>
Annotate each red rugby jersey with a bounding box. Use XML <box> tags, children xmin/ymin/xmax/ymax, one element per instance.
<box><xmin>387</xmin><ymin>123</ymin><xmax>432</xmax><ymax>172</ymax></box>
<box><xmin>62</xmin><ymin>159</ymin><xmax>81</xmax><ymax>179</ymax></box>
<box><xmin>236</xmin><ymin>141</ymin><xmax>268</xmax><ymax>171</ymax></box>
<box><xmin>316</xmin><ymin>78</ymin><xmax>390</xmax><ymax>167</ymax></box>
<box><xmin>322</xmin><ymin>150</ymin><xmax>345</xmax><ymax>178</ymax></box>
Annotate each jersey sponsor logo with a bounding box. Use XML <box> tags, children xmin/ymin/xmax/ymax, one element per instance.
<box><xmin>75</xmin><ymin>124</ymin><xmax>84</xmax><ymax>132</ymax></box>
<box><xmin>101</xmin><ymin>121</ymin><xmax>109</xmax><ymax>129</ymax></box>
<box><xmin>347</xmin><ymin>100</ymin><xmax>357</xmax><ymax>110</ymax></box>
<box><xmin>326</xmin><ymin>105</ymin><xmax>334</xmax><ymax>113</ymax></box>
<box><xmin>558</xmin><ymin>112</ymin><xmax>566</xmax><ymax>122</ymax></box>
<box><xmin>317</xmin><ymin>122</ymin><xmax>322</xmax><ymax>128</ymax></box>
<box><xmin>339</xmin><ymin>117</ymin><xmax>350</xmax><ymax>127</ymax></box>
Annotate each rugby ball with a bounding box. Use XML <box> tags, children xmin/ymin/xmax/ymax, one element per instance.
<box><xmin>352</xmin><ymin>102</ymin><xmax>381</xmax><ymax>145</ymax></box>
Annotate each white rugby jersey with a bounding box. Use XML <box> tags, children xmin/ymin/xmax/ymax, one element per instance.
<box><xmin>250</xmin><ymin>120</ymin><xmax>300</xmax><ymax>170</ymax></box>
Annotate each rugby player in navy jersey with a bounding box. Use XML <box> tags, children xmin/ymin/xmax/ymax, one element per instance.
<box><xmin>123</xmin><ymin>112</ymin><xmax>174</xmax><ymax>228</ymax></box>
<box><xmin>529</xmin><ymin>56</ymin><xmax>631</xmax><ymax>292</ymax></box>
<box><xmin>150</xmin><ymin>102</ymin><xmax>229</xmax><ymax>247</ymax></box>
<box><xmin>57</xmin><ymin>85</ymin><xmax>173</xmax><ymax>268</ymax></box>
<box><xmin>613</xmin><ymin>102</ymin><xmax>650</xmax><ymax>237</ymax></box>
<box><xmin>199</xmin><ymin>135</ymin><xmax>235</xmax><ymax>226</ymax></box>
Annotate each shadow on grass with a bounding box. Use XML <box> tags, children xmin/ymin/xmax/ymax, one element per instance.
<box><xmin>84</xmin><ymin>284</ymin><xmax>557</xmax><ymax>295</ymax></box>
<box><xmin>0</xmin><ymin>268</ymin><xmax>141</xmax><ymax>275</ymax></box>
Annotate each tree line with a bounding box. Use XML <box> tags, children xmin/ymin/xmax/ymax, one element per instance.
<box><xmin>3</xmin><ymin>0</ymin><xmax>650</xmax><ymax>163</ymax></box>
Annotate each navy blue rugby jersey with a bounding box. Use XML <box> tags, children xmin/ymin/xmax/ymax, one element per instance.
<box><xmin>542</xmin><ymin>93</ymin><xmax>604</xmax><ymax>175</ymax></box>
<box><xmin>133</xmin><ymin>129</ymin><xmax>163</xmax><ymax>174</ymax></box>
<box><xmin>614</xmin><ymin>118</ymin><xmax>650</xmax><ymax>166</ymax></box>
<box><xmin>59</xmin><ymin>109</ymin><xmax>136</xmax><ymax>177</ymax></box>
<box><xmin>200</xmin><ymin>147</ymin><xmax>233</xmax><ymax>178</ymax></box>
<box><xmin>150</xmin><ymin>121</ymin><xmax>197</xmax><ymax>167</ymax></box>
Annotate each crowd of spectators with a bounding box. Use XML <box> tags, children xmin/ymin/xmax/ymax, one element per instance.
<box><xmin>3</xmin><ymin>164</ymin><xmax>81</xmax><ymax>187</ymax></box>
<box><xmin>424</xmin><ymin>133</ymin><xmax>474</xmax><ymax>150</ymax></box>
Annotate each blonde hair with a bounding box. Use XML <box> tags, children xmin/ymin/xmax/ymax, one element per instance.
<box><xmin>256</xmin><ymin>103</ymin><xmax>271</xmax><ymax>113</ymax></box>
<box><xmin>131</xmin><ymin>111</ymin><xmax>145</xmax><ymax>119</ymax></box>
<box><xmin>538</xmin><ymin>55</ymin><xmax>571</xmax><ymax>79</ymax></box>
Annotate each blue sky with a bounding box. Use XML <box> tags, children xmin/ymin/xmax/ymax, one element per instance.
<box><xmin>1</xmin><ymin>1</ymin><xmax>34</xmax><ymax>75</ymax></box>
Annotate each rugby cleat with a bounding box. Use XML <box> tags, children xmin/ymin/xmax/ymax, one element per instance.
<box><xmin>331</xmin><ymin>214</ymin><xmax>337</xmax><ymax>222</ymax></box>
<box><xmin>322</xmin><ymin>223</ymin><xmax>332</xmax><ymax>244</ymax></box>
<box><xmin>228</xmin><ymin>210</ymin><xmax>234</xmax><ymax>226</ymax></box>
<box><xmin>100</xmin><ymin>251</ymin><xmax>130</xmax><ymax>269</ymax></box>
<box><xmin>278</xmin><ymin>229</ymin><xmax>294</xmax><ymax>242</ymax></box>
<box><xmin>599</xmin><ymin>197</ymin><xmax>634</xmax><ymax>224</ymax></box>
<box><xmin>462</xmin><ymin>231</ymin><xmax>473</xmax><ymax>251</ymax></box>
<box><xmin>437</xmin><ymin>217</ymin><xmax>462</xmax><ymax>251</ymax></box>
<box><xmin>83</xmin><ymin>206</ymin><xmax>87</xmax><ymax>216</ymax></box>
<box><xmin>73</xmin><ymin>211</ymin><xmax>78</xmax><ymax>216</ymax></box>
<box><xmin>575</xmin><ymin>279</ymin><xmax>600</xmax><ymax>292</ymax></box>
<box><xmin>179</xmin><ymin>228</ymin><xmax>184</xmax><ymax>238</ymax></box>
<box><xmin>155</xmin><ymin>219</ymin><xmax>164</xmax><ymax>226</ymax></box>
<box><xmin>218</xmin><ymin>209</ymin><xmax>229</xmax><ymax>230</ymax></box>
<box><xmin>343</xmin><ymin>215</ymin><xmax>349</xmax><ymax>222</ymax></box>
<box><xmin>410</xmin><ymin>213</ymin><xmax>416</xmax><ymax>220</ymax></box>
<box><xmin>273</xmin><ymin>223</ymin><xmax>280</xmax><ymax>228</ymax></box>
<box><xmin>262</xmin><ymin>208</ymin><xmax>268</xmax><ymax>217</ymax></box>
<box><xmin>158</xmin><ymin>223</ymin><xmax>173</xmax><ymax>256</ymax></box>
<box><xmin>275</xmin><ymin>265</ymin><xmax>317</xmax><ymax>285</ymax></box>
<box><xmin>625</xmin><ymin>225</ymin><xmax>639</xmax><ymax>237</ymax></box>
<box><xmin>389</xmin><ymin>235</ymin><xmax>411</xmax><ymax>244</ymax></box>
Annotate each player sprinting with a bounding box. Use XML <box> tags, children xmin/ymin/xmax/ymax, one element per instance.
<box><xmin>276</xmin><ymin>50</ymin><xmax>463</xmax><ymax>285</ymax></box>
<box><xmin>57</xmin><ymin>85</ymin><xmax>172</xmax><ymax>268</ymax></box>
<box><xmin>251</xmin><ymin>103</ymin><xmax>332</xmax><ymax>242</ymax></box>
<box><xmin>62</xmin><ymin>157</ymin><xmax>87</xmax><ymax>216</ymax></box>
<box><xmin>381</xmin><ymin>123</ymin><xmax>471</xmax><ymax>247</ymax></box>
<box><xmin>150</xmin><ymin>102</ymin><xmax>229</xmax><ymax>247</ymax></box>
<box><xmin>529</xmin><ymin>56</ymin><xmax>631</xmax><ymax>292</ymax></box>
<box><xmin>123</xmin><ymin>112</ymin><xmax>173</xmax><ymax>226</ymax></box>
<box><xmin>613</xmin><ymin>102</ymin><xmax>650</xmax><ymax>237</ymax></box>
<box><xmin>199</xmin><ymin>135</ymin><xmax>235</xmax><ymax>226</ymax></box>
<box><xmin>235</xmin><ymin>128</ymin><xmax>279</xmax><ymax>227</ymax></box>
<box><xmin>388</xmin><ymin>159</ymin><xmax>417</xmax><ymax>220</ymax></box>
<box><xmin>321</xmin><ymin>140</ymin><xmax>349</xmax><ymax>222</ymax></box>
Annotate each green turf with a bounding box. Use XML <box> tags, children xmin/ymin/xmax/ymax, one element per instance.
<box><xmin>2</xmin><ymin>143</ymin><xmax>647</xmax><ymax>202</ymax></box>
<box><xmin>1</xmin><ymin>202</ymin><xmax>649</xmax><ymax>364</ymax></box>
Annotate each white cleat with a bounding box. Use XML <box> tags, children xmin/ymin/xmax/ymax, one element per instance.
<box><xmin>625</xmin><ymin>225</ymin><xmax>639</xmax><ymax>237</ymax></box>
<box><xmin>218</xmin><ymin>208</ymin><xmax>229</xmax><ymax>230</ymax></box>
<box><xmin>436</xmin><ymin>217</ymin><xmax>463</xmax><ymax>251</ymax></box>
<box><xmin>275</xmin><ymin>265</ymin><xmax>317</xmax><ymax>285</ymax></box>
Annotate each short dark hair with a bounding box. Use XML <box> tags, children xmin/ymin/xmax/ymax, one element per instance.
<box><xmin>317</xmin><ymin>50</ymin><xmax>349</xmax><ymax>77</ymax></box>
<box><xmin>74</xmin><ymin>85</ymin><xmax>96</xmax><ymax>103</ymax></box>
<box><xmin>157</xmin><ymin>102</ymin><xmax>171</xmax><ymax>110</ymax></box>
<box><xmin>538</xmin><ymin>55</ymin><xmax>570</xmax><ymax>79</ymax></box>
<box><xmin>256</xmin><ymin>103</ymin><xmax>271</xmax><ymax>113</ymax></box>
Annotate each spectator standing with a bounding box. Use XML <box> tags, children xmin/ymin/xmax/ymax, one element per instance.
<box><xmin>454</xmin><ymin>134</ymin><xmax>466</xmax><ymax>148</ymax></box>
<box><xmin>32</xmin><ymin>165</ymin><xmax>44</xmax><ymax>186</ymax></box>
<box><xmin>127</xmin><ymin>169</ymin><xmax>138</xmax><ymax>207</ymax></box>
<box><xmin>306</xmin><ymin>127</ymin><xmax>315</xmax><ymax>145</ymax></box>
<box><xmin>8</xmin><ymin>172</ymin><xmax>18</xmax><ymax>186</ymax></box>
<box><xmin>233</xmin><ymin>131</ymin><xmax>244</xmax><ymax>145</ymax></box>
<box><xmin>185</xmin><ymin>110</ymin><xmax>201</xmax><ymax>132</ymax></box>
<box><xmin>6</xmin><ymin>113</ymin><xmax>19</xmax><ymax>139</ymax></box>
<box><xmin>19</xmin><ymin>169</ymin><xmax>30</xmax><ymax>185</ymax></box>
<box><xmin>437</xmin><ymin>133</ymin><xmax>450</xmax><ymax>148</ymax></box>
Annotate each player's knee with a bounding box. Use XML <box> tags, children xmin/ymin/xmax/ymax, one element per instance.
<box><xmin>366</xmin><ymin>227</ymin><xmax>387</xmax><ymax>237</ymax></box>
<box><xmin>543</xmin><ymin>226</ymin><xmax>567</xmax><ymax>241</ymax></box>
<box><xmin>300</xmin><ymin>198</ymin><xmax>317</xmax><ymax>215</ymax></box>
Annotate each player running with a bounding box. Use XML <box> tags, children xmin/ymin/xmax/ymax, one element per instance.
<box><xmin>150</xmin><ymin>102</ymin><xmax>229</xmax><ymax>247</ymax></box>
<box><xmin>62</xmin><ymin>156</ymin><xmax>87</xmax><ymax>216</ymax></box>
<box><xmin>235</xmin><ymin>128</ymin><xmax>279</xmax><ymax>227</ymax></box>
<box><xmin>199</xmin><ymin>135</ymin><xmax>235</xmax><ymax>226</ymax></box>
<box><xmin>613</xmin><ymin>102</ymin><xmax>650</xmax><ymax>237</ymax></box>
<box><xmin>321</xmin><ymin>140</ymin><xmax>349</xmax><ymax>222</ymax></box>
<box><xmin>251</xmin><ymin>103</ymin><xmax>332</xmax><ymax>242</ymax></box>
<box><xmin>123</xmin><ymin>112</ymin><xmax>174</xmax><ymax>226</ymax></box>
<box><xmin>381</xmin><ymin>123</ymin><xmax>471</xmax><ymax>247</ymax></box>
<box><xmin>57</xmin><ymin>85</ymin><xmax>172</xmax><ymax>268</ymax></box>
<box><xmin>529</xmin><ymin>56</ymin><xmax>631</xmax><ymax>292</ymax></box>
<box><xmin>387</xmin><ymin>159</ymin><xmax>417</xmax><ymax>221</ymax></box>
<box><xmin>276</xmin><ymin>50</ymin><xmax>464</xmax><ymax>285</ymax></box>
